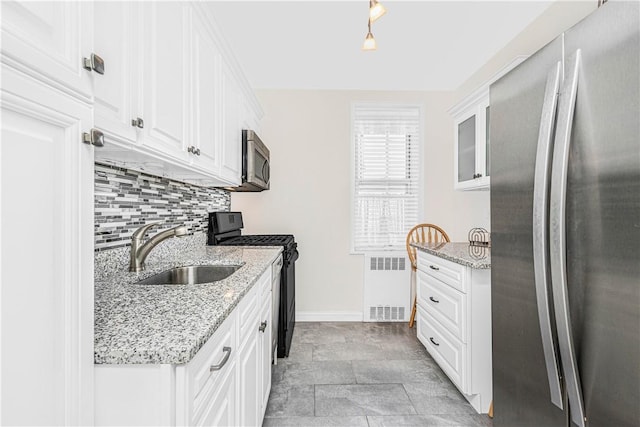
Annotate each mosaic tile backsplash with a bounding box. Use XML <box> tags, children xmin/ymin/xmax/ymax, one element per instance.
<box><xmin>94</xmin><ymin>163</ymin><xmax>230</xmax><ymax>251</ymax></box>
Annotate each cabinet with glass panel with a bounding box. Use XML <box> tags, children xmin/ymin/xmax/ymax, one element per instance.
<box><xmin>451</xmin><ymin>89</ymin><xmax>490</xmax><ymax>190</ymax></box>
<box><xmin>450</xmin><ymin>57</ymin><xmax>527</xmax><ymax>191</ymax></box>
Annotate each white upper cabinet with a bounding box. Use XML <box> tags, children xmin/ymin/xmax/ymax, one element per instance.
<box><xmin>139</xmin><ymin>1</ymin><xmax>189</xmax><ymax>162</ymax></box>
<box><xmin>190</xmin><ymin>6</ymin><xmax>222</xmax><ymax>174</ymax></box>
<box><xmin>91</xmin><ymin>1</ymin><xmax>262</xmax><ymax>187</ymax></box>
<box><xmin>0</xmin><ymin>1</ymin><xmax>94</xmax><ymax>102</ymax></box>
<box><xmin>93</xmin><ymin>1</ymin><xmax>137</xmax><ymax>144</ymax></box>
<box><xmin>220</xmin><ymin>61</ymin><xmax>243</xmax><ymax>185</ymax></box>
<box><xmin>452</xmin><ymin>89</ymin><xmax>490</xmax><ymax>191</ymax></box>
<box><xmin>450</xmin><ymin>57</ymin><xmax>527</xmax><ymax>191</ymax></box>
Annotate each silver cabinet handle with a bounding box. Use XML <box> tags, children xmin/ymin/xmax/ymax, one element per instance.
<box><xmin>82</xmin><ymin>128</ymin><xmax>105</xmax><ymax>147</ymax></box>
<box><xmin>188</xmin><ymin>146</ymin><xmax>201</xmax><ymax>156</ymax></box>
<box><xmin>429</xmin><ymin>265</ymin><xmax>439</xmax><ymax>271</ymax></box>
<box><xmin>550</xmin><ymin>50</ymin><xmax>586</xmax><ymax>427</ymax></box>
<box><xmin>429</xmin><ymin>296</ymin><xmax>439</xmax><ymax>303</ymax></box>
<box><xmin>259</xmin><ymin>321</ymin><xmax>267</xmax><ymax>333</ymax></box>
<box><xmin>83</xmin><ymin>53</ymin><xmax>105</xmax><ymax>74</ymax></box>
<box><xmin>210</xmin><ymin>346</ymin><xmax>232</xmax><ymax>372</ymax></box>
<box><xmin>131</xmin><ymin>118</ymin><xmax>144</xmax><ymax>129</ymax></box>
<box><xmin>429</xmin><ymin>337</ymin><xmax>439</xmax><ymax>346</ymax></box>
<box><xmin>532</xmin><ymin>61</ymin><xmax>564</xmax><ymax>410</ymax></box>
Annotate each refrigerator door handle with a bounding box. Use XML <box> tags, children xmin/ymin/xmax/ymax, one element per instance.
<box><xmin>549</xmin><ymin>50</ymin><xmax>586</xmax><ymax>427</ymax></box>
<box><xmin>532</xmin><ymin>61</ymin><xmax>564</xmax><ymax>410</ymax></box>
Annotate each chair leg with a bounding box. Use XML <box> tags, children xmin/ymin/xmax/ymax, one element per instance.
<box><xmin>408</xmin><ymin>296</ymin><xmax>417</xmax><ymax>328</ymax></box>
<box><xmin>488</xmin><ymin>400</ymin><xmax>494</xmax><ymax>418</ymax></box>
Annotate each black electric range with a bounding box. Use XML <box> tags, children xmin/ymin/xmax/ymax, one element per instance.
<box><xmin>207</xmin><ymin>212</ymin><xmax>298</xmax><ymax>358</ymax></box>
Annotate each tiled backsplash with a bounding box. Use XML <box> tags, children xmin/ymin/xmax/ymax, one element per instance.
<box><xmin>94</xmin><ymin>163</ymin><xmax>230</xmax><ymax>251</ymax></box>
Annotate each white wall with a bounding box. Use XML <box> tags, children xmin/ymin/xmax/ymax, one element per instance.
<box><xmin>455</xmin><ymin>0</ymin><xmax>596</xmax><ymax>103</ymax></box>
<box><xmin>232</xmin><ymin>90</ymin><xmax>488</xmax><ymax>317</ymax></box>
<box><xmin>231</xmin><ymin>0</ymin><xmax>599</xmax><ymax>318</ymax></box>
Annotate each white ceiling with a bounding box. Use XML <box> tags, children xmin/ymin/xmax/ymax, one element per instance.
<box><xmin>208</xmin><ymin>0</ymin><xmax>553</xmax><ymax>91</ymax></box>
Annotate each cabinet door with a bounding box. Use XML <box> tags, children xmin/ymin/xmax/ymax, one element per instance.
<box><xmin>139</xmin><ymin>1</ymin><xmax>189</xmax><ymax>161</ymax></box>
<box><xmin>237</xmin><ymin>330</ymin><xmax>259</xmax><ymax>427</ymax></box>
<box><xmin>0</xmin><ymin>1</ymin><xmax>93</xmax><ymax>101</ymax></box>
<box><xmin>199</xmin><ymin>364</ymin><xmax>237</xmax><ymax>427</ymax></box>
<box><xmin>456</xmin><ymin>114</ymin><xmax>477</xmax><ymax>184</ymax></box>
<box><xmin>93</xmin><ymin>1</ymin><xmax>137</xmax><ymax>144</ymax></box>
<box><xmin>259</xmin><ymin>295</ymin><xmax>272</xmax><ymax>418</ymax></box>
<box><xmin>220</xmin><ymin>62</ymin><xmax>242</xmax><ymax>184</ymax></box>
<box><xmin>1</xmin><ymin>72</ymin><xmax>94</xmax><ymax>426</ymax></box>
<box><xmin>484</xmin><ymin>103</ymin><xmax>491</xmax><ymax>178</ymax></box>
<box><xmin>190</xmin><ymin>8</ymin><xmax>221</xmax><ymax>173</ymax></box>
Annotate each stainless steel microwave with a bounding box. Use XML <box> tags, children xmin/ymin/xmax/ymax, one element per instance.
<box><xmin>228</xmin><ymin>130</ymin><xmax>270</xmax><ymax>192</ymax></box>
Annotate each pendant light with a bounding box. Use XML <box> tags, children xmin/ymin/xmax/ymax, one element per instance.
<box><xmin>362</xmin><ymin>18</ymin><xmax>377</xmax><ymax>51</ymax></box>
<box><xmin>369</xmin><ymin>0</ymin><xmax>386</xmax><ymax>22</ymax></box>
<box><xmin>362</xmin><ymin>0</ymin><xmax>385</xmax><ymax>51</ymax></box>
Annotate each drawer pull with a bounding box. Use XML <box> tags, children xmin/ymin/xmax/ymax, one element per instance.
<box><xmin>429</xmin><ymin>296</ymin><xmax>440</xmax><ymax>303</ymax></box>
<box><xmin>210</xmin><ymin>346</ymin><xmax>232</xmax><ymax>372</ymax></box>
<box><xmin>429</xmin><ymin>337</ymin><xmax>440</xmax><ymax>346</ymax></box>
<box><xmin>259</xmin><ymin>321</ymin><xmax>268</xmax><ymax>333</ymax></box>
<box><xmin>429</xmin><ymin>265</ymin><xmax>440</xmax><ymax>271</ymax></box>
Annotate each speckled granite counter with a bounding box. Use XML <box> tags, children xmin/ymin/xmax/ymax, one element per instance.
<box><xmin>94</xmin><ymin>233</ymin><xmax>282</xmax><ymax>365</ymax></box>
<box><xmin>411</xmin><ymin>242</ymin><xmax>491</xmax><ymax>269</ymax></box>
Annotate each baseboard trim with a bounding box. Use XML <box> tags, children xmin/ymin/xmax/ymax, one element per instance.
<box><xmin>296</xmin><ymin>311</ymin><xmax>363</xmax><ymax>322</ymax></box>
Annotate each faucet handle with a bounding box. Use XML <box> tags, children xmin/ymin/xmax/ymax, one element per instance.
<box><xmin>132</xmin><ymin>221</ymin><xmax>162</xmax><ymax>241</ymax></box>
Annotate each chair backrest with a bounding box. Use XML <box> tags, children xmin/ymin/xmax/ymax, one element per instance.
<box><xmin>406</xmin><ymin>224</ymin><xmax>450</xmax><ymax>270</ymax></box>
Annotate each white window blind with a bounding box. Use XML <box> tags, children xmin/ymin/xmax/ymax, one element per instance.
<box><xmin>352</xmin><ymin>104</ymin><xmax>421</xmax><ymax>252</ymax></box>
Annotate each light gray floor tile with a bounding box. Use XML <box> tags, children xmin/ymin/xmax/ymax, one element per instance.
<box><xmin>315</xmin><ymin>384</ymin><xmax>417</xmax><ymax>416</ymax></box>
<box><xmin>353</xmin><ymin>359</ymin><xmax>442</xmax><ymax>384</ymax></box>
<box><xmin>402</xmin><ymin>376</ymin><xmax>461</xmax><ymax>397</ymax></box>
<box><xmin>266</xmin><ymin>323</ymin><xmax>492</xmax><ymax>426</ymax></box>
<box><xmin>295</xmin><ymin>327</ymin><xmax>348</xmax><ymax>345</ymax></box>
<box><xmin>278</xmin><ymin>360</ymin><xmax>356</xmax><ymax>385</ymax></box>
<box><xmin>264</xmin><ymin>383</ymin><xmax>315</xmax><ymax>417</ymax></box>
<box><xmin>367</xmin><ymin>414</ymin><xmax>493</xmax><ymax>427</ymax></box>
<box><xmin>263</xmin><ymin>416</ymin><xmax>369</xmax><ymax>427</ymax></box>
<box><xmin>404</xmin><ymin>383</ymin><xmax>477</xmax><ymax>415</ymax></box>
<box><xmin>312</xmin><ymin>342</ymin><xmax>390</xmax><ymax>361</ymax></box>
<box><xmin>282</xmin><ymin>341</ymin><xmax>313</xmax><ymax>362</ymax></box>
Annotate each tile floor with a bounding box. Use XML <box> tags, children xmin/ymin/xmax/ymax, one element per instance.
<box><xmin>263</xmin><ymin>322</ymin><xmax>493</xmax><ymax>427</ymax></box>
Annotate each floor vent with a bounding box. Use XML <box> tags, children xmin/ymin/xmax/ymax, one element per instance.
<box><xmin>369</xmin><ymin>257</ymin><xmax>406</xmax><ymax>271</ymax></box>
<box><xmin>369</xmin><ymin>306</ymin><xmax>406</xmax><ymax>321</ymax></box>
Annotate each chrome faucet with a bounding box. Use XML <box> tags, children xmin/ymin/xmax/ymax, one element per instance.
<box><xmin>129</xmin><ymin>222</ymin><xmax>188</xmax><ymax>272</ymax></box>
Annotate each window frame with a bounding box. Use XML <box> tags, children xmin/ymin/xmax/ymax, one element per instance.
<box><xmin>350</xmin><ymin>102</ymin><xmax>425</xmax><ymax>254</ymax></box>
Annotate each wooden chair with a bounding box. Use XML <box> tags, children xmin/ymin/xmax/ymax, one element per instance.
<box><xmin>406</xmin><ymin>223</ymin><xmax>450</xmax><ymax>328</ymax></box>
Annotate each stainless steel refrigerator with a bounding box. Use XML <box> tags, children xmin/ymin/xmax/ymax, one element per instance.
<box><xmin>490</xmin><ymin>1</ymin><xmax>639</xmax><ymax>426</ymax></box>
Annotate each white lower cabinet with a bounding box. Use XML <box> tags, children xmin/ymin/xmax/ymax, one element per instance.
<box><xmin>1</xmin><ymin>65</ymin><xmax>95</xmax><ymax>427</ymax></box>
<box><xmin>236</xmin><ymin>284</ymin><xmax>260</xmax><ymax>427</ymax></box>
<box><xmin>416</xmin><ymin>251</ymin><xmax>492</xmax><ymax>414</ymax></box>
<box><xmin>95</xmin><ymin>268</ymin><xmax>272</xmax><ymax>426</ymax></box>
<box><xmin>259</xmin><ymin>292</ymin><xmax>273</xmax><ymax>417</ymax></box>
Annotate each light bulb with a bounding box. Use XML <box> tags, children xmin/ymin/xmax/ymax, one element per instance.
<box><xmin>370</xmin><ymin>0</ymin><xmax>386</xmax><ymax>22</ymax></box>
<box><xmin>362</xmin><ymin>31</ymin><xmax>377</xmax><ymax>51</ymax></box>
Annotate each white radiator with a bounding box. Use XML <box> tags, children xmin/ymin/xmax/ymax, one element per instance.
<box><xmin>363</xmin><ymin>252</ymin><xmax>411</xmax><ymax>322</ymax></box>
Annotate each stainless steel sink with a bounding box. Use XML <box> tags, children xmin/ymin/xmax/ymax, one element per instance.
<box><xmin>135</xmin><ymin>265</ymin><xmax>242</xmax><ymax>285</ymax></box>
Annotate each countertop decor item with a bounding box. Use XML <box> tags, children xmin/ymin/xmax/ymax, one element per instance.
<box><xmin>468</xmin><ymin>227</ymin><xmax>491</xmax><ymax>247</ymax></box>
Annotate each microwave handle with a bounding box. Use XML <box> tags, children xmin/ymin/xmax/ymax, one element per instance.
<box><xmin>262</xmin><ymin>159</ymin><xmax>270</xmax><ymax>186</ymax></box>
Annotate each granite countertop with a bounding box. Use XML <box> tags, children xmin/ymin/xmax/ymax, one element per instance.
<box><xmin>411</xmin><ymin>242</ymin><xmax>491</xmax><ymax>269</ymax></box>
<box><xmin>94</xmin><ymin>233</ymin><xmax>282</xmax><ymax>365</ymax></box>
